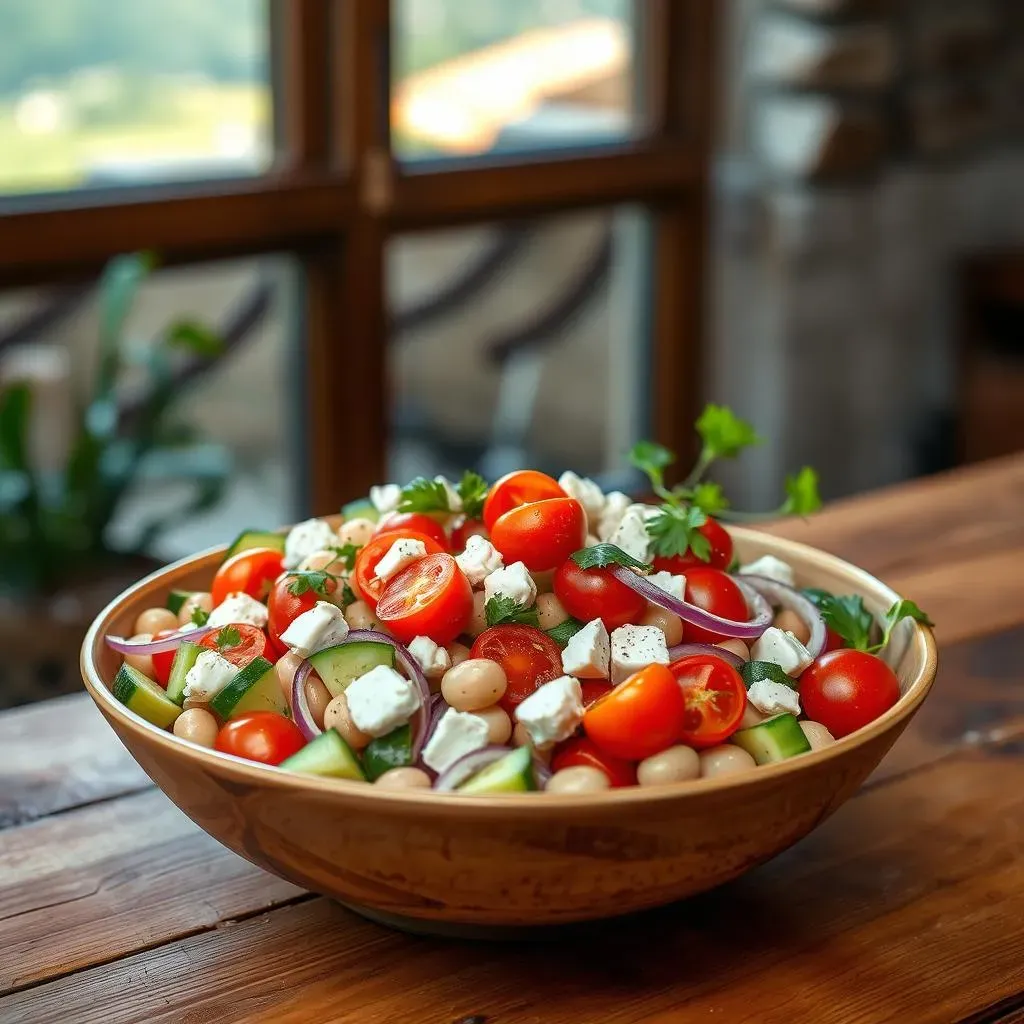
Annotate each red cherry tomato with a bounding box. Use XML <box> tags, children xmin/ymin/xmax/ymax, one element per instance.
<box><xmin>151</xmin><ymin>630</ymin><xmax>178</xmax><ymax>687</ymax></box>
<box><xmin>652</xmin><ymin>517</ymin><xmax>733</xmax><ymax>573</ymax></box>
<box><xmin>470</xmin><ymin>625</ymin><xmax>563</xmax><ymax>712</ymax></box>
<box><xmin>450</xmin><ymin>516</ymin><xmax>488</xmax><ymax>553</ymax></box>
<box><xmin>551</xmin><ymin>736</ymin><xmax>636</xmax><ymax>787</ymax></box>
<box><xmin>376</xmin><ymin>511</ymin><xmax>449</xmax><ymax>550</ymax></box>
<box><xmin>553</xmin><ymin>558</ymin><xmax>646</xmax><ymax>631</ymax></box>
<box><xmin>215</xmin><ymin>711</ymin><xmax>305</xmax><ymax>766</ymax></box>
<box><xmin>200</xmin><ymin>622</ymin><xmax>267</xmax><ymax>668</ymax></box>
<box><xmin>579</xmin><ymin>680</ymin><xmax>613</xmax><ymax>707</ymax></box>
<box><xmin>482</xmin><ymin>469</ymin><xmax>566</xmax><ymax>531</ymax></box>
<box><xmin>376</xmin><ymin>553</ymin><xmax>473</xmax><ymax>645</ymax></box>
<box><xmin>823</xmin><ymin>626</ymin><xmax>845</xmax><ymax>653</ymax></box>
<box><xmin>583</xmin><ymin>663</ymin><xmax>686</xmax><ymax>761</ymax></box>
<box><xmin>800</xmin><ymin>649</ymin><xmax>900</xmax><ymax>739</ymax></box>
<box><xmin>211</xmin><ymin>547</ymin><xmax>284</xmax><ymax>607</ymax></box>
<box><xmin>267</xmin><ymin>573</ymin><xmax>337</xmax><ymax>653</ymax></box>
<box><xmin>669</xmin><ymin>654</ymin><xmax>747</xmax><ymax>749</ymax></box>
<box><xmin>682</xmin><ymin>567</ymin><xmax>749</xmax><ymax>645</ymax></box>
<box><xmin>352</xmin><ymin>529</ymin><xmax>445</xmax><ymax>608</ymax></box>
<box><xmin>490</xmin><ymin>497</ymin><xmax>587</xmax><ymax>572</ymax></box>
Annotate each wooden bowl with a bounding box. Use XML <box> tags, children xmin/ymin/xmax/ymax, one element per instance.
<box><xmin>81</xmin><ymin>527</ymin><xmax>937</xmax><ymax>934</ymax></box>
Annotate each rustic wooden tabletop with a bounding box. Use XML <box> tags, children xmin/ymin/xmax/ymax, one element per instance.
<box><xmin>3</xmin><ymin>455</ymin><xmax>1024</xmax><ymax>1024</ymax></box>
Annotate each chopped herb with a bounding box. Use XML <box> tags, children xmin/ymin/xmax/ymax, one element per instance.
<box><xmin>696</xmin><ymin>404</ymin><xmax>761</xmax><ymax>462</ymax></box>
<box><xmin>814</xmin><ymin>593</ymin><xmax>875</xmax><ymax>651</ymax></box>
<box><xmin>781</xmin><ymin>466</ymin><xmax>822</xmax><ymax>517</ymax></box>
<box><xmin>328</xmin><ymin>543</ymin><xmax>362</xmax><ymax>570</ymax></box>
<box><xmin>341</xmin><ymin>583</ymin><xmax>357</xmax><ymax>609</ymax></box>
<box><xmin>690</xmin><ymin>481</ymin><xmax>730</xmax><ymax>516</ymax></box>
<box><xmin>485</xmin><ymin>595</ymin><xmax>540</xmax><ymax>628</ymax></box>
<box><xmin>570</xmin><ymin>543</ymin><xmax>652</xmax><ymax>573</ymax></box>
<box><xmin>191</xmin><ymin>606</ymin><xmax>210</xmax><ymax>626</ymax></box>
<box><xmin>879</xmin><ymin>599</ymin><xmax>933</xmax><ymax>649</ymax></box>
<box><xmin>646</xmin><ymin>505</ymin><xmax>711</xmax><ymax>562</ymax></box>
<box><xmin>285</xmin><ymin>569</ymin><xmax>340</xmax><ymax>598</ymax></box>
<box><xmin>215</xmin><ymin>625</ymin><xmax>241</xmax><ymax>650</ymax></box>
<box><xmin>628</xmin><ymin>440</ymin><xmax>676</xmax><ymax>502</ymax></box>
<box><xmin>457</xmin><ymin>470</ymin><xmax>489</xmax><ymax>520</ymax></box>
<box><xmin>546</xmin><ymin>618</ymin><xmax>585</xmax><ymax>649</ymax></box>
<box><xmin>801</xmin><ymin>587</ymin><xmax>834</xmax><ymax>608</ymax></box>
<box><xmin>397</xmin><ymin>476</ymin><xmax>451</xmax><ymax>514</ymax></box>
<box><xmin>740</xmin><ymin>660</ymin><xmax>798</xmax><ymax>691</ymax></box>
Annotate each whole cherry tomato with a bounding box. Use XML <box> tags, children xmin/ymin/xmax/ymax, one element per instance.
<box><xmin>652</xmin><ymin>517</ymin><xmax>733</xmax><ymax>573</ymax></box>
<box><xmin>551</xmin><ymin>736</ymin><xmax>636</xmax><ymax>787</ymax></box>
<box><xmin>215</xmin><ymin>711</ymin><xmax>305</xmax><ymax>765</ymax></box>
<box><xmin>267</xmin><ymin>572</ymin><xmax>337</xmax><ymax>653</ymax></box>
<box><xmin>375</xmin><ymin>553</ymin><xmax>473</xmax><ymax>645</ymax></box>
<box><xmin>482</xmin><ymin>470</ymin><xmax>566</xmax><ymax>532</ymax></box>
<box><xmin>799</xmin><ymin>649</ymin><xmax>900</xmax><ymax>739</ymax></box>
<box><xmin>553</xmin><ymin>558</ymin><xmax>646</xmax><ymax>631</ymax></box>
<box><xmin>376</xmin><ymin>511</ymin><xmax>449</xmax><ymax>550</ymax></box>
<box><xmin>682</xmin><ymin>567</ymin><xmax>749</xmax><ymax>645</ymax></box>
<box><xmin>211</xmin><ymin>547</ymin><xmax>284</xmax><ymax>606</ymax></box>
<box><xmin>489</xmin><ymin>497</ymin><xmax>587</xmax><ymax>572</ymax></box>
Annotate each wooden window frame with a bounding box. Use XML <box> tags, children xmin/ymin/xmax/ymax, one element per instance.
<box><xmin>0</xmin><ymin>0</ymin><xmax>717</xmax><ymax>512</ymax></box>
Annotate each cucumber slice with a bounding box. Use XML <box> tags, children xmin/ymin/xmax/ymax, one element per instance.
<box><xmin>209</xmin><ymin>656</ymin><xmax>287</xmax><ymax>720</ymax></box>
<box><xmin>731</xmin><ymin>713</ymin><xmax>811</xmax><ymax>765</ymax></box>
<box><xmin>341</xmin><ymin>498</ymin><xmax>380</xmax><ymax>523</ymax></box>
<box><xmin>280</xmin><ymin>728</ymin><xmax>366</xmax><ymax>780</ymax></box>
<box><xmin>309</xmin><ymin>641</ymin><xmax>395</xmax><ymax>698</ymax></box>
<box><xmin>112</xmin><ymin>665</ymin><xmax>182</xmax><ymax>729</ymax></box>
<box><xmin>165</xmin><ymin>641</ymin><xmax>203</xmax><ymax>706</ymax></box>
<box><xmin>363</xmin><ymin>725</ymin><xmax>413</xmax><ymax>782</ymax></box>
<box><xmin>458</xmin><ymin>746</ymin><xmax>537</xmax><ymax>795</ymax></box>
<box><xmin>225</xmin><ymin>529</ymin><xmax>286</xmax><ymax>561</ymax></box>
<box><xmin>166</xmin><ymin>589</ymin><xmax>196</xmax><ymax>616</ymax></box>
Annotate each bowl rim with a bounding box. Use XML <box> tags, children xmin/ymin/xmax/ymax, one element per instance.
<box><xmin>81</xmin><ymin>525</ymin><xmax>937</xmax><ymax>817</ymax></box>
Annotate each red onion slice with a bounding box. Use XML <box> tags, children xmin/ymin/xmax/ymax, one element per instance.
<box><xmin>667</xmin><ymin>642</ymin><xmax>745</xmax><ymax>670</ymax></box>
<box><xmin>734</xmin><ymin>574</ymin><xmax>825</xmax><ymax>659</ymax></box>
<box><xmin>607</xmin><ymin>565</ymin><xmax>771</xmax><ymax>640</ymax></box>
<box><xmin>291</xmin><ymin>658</ymin><xmax>322</xmax><ymax>741</ymax></box>
<box><xmin>106</xmin><ymin>624</ymin><xmax>215</xmax><ymax>655</ymax></box>
<box><xmin>433</xmin><ymin>745</ymin><xmax>514</xmax><ymax>791</ymax></box>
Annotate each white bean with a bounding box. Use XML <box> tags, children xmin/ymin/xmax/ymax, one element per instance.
<box><xmin>639</xmin><ymin>604</ymin><xmax>684</xmax><ymax>646</ymax></box>
<box><xmin>699</xmin><ymin>745</ymin><xmax>757</xmax><ymax>778</ymax></box>
<box><xmin>123</xmin><ymin>635</ymin><xmax>154</xmax><ymax>677</ymax></box>
<box><xmin>441</xmin><ymin>659</ymin><xmax>507</xmax><ymax>711</ymax></box>
<box><xmin>546</xmin><ymin>766</ymin><xmax>609</xmax><ymax>794</ymax></box>
<box><xmin>323</xmin><ymin>693</ymin><xmax>371</xmax><ymax>750</ymax></box>
<box><xmin>135</xmin><ymin>607</ymin><xmax>178</xmax><ymax>636</ymax></box>
<box><xmin>173</xmin><ymin>708</ymin><xmax>219</xmax><ymax>748</ymax></box>
<box><xmin>337</xmin><ymin>518</ymin><xmax>376</xmax><ymax>548</ymax></box>
<box><xmin>473</xmin><ymin>705</ymin><xmax>513</xmax><ymax>745</ymax></box>
<box><xmin>375</xmin><ymin>767</ymin><xmax>431</xmax><ymax>789</ymax></box>
<box><xmin>177</xmin><ymin>592</ymin><xmax>213</xmax><ymax>627</ymax></box>
<box><xmin>535</xmin><ymin>593</ymin><xmax>568</xmax><ymax>631</ymax></box>
<box><xmin>800</xmin><ymin>720</ymin><xmax>836</xmax><ymax>751</ymax></box>
<box><xmin>637</xmin><ymin>745</ymin><xmax>700</xmax><ymax>786</ymax></box>
<box><xmin>466</xmin><ymin>591</ymin><xmax>488</xmax><ymax>638</ymax></box>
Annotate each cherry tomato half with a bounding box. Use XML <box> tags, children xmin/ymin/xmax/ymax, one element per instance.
<box><xmin>482</xmin><ymin>469</ymin><xmax>566</xmax><ymax>532</ymax></box>
<box><xmin>584</xmin><ymin>663</ymin><xmax>686</xmax><ymax>761</ymax></box>
<box><xmin>215</xmin><ymin>711</ymin><xmax>305</xmax><ymax>766</ymax></box>
<box><xmin>551</xmin><ymin>736</ymin><xmax>636</xmax><ymax>788</ymax></box>
<box><xmin>669</xmin><ymin>654</ymin><xmax>747</xmax><ymax>749</ymax></box>
<box><xmin>799</xmin><ymin>649</ymin><xmax>900</xmax><ymax>739</ymax></box>
<box><xmin>376</xmin><ymin>552</ymin><xmax>473</xmax><ymax>645</ymax></box>
<box><xmin>376</xmin><ymin>511</ymin><xmax>449</xmax><ymax>550</ymax></box>
<box><xmin>200</xmin><ymin>622</ymin><xmax>267</xmax><ymax>668</ymax></box>
<box><xmin>211</xmin><ymin>547</ymin><xmax>285</xmax><ymax>607</ymax></box>
<box><xmin>682</xmin><ymin>567</ymin><xmax>749</xmax><ymax>645</ymax></box>
<box><xmin>652</xmin><ymin>517</ymin><xmax>733</xmax><ymax>573</ymax></box>
<box><xmin>352</xmin><ymin>529</ymin><xmax>445</xmax><ymax>608</ymax></box>
<box><xmin>470</xmin><ymin>625</ymin><xmax>563</xmax><ymax>712</ymax></box>
<box><xmin>151</xmin><ymin>630</ymin><xmax>178</xmax><ymax>688</ymax></box>
<box><xmin>490</xmin><ymin>497</ymin><xmax>587</xmax><ymax>572</ymax></box>
<box><xmin>553</xmin><ymin>558</ymin><xmax>646</xmax><ymax>631</ymax></box>
<box><xmin>267</xmin><ymin>572</ymin><xmax>337</xmax><ymax>654</ymax></box>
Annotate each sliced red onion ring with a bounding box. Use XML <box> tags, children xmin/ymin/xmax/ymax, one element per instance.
<box><xmin>607</xmin><ymin>565</ymin><xmax>772</xmax><ymax>640</ymax></box>
<box><xmin>291</xmin><ymin>658</ymin><xmax>321</xmax><ymax>741</ymax></box>
<box><xmin>666</xmin><ymin>642</ymin><xmax>745</xmax><ymax>670</ymax></box>
<box><xmin>734</xmin><ymin>574</ymin><xmax>825</xmax><ymax>659</ymax></box>
<box><xmin>433</xmin><ymin>745</ymin><xmax>514</xmax><ymax>791</ymax></box>
<box><xmin>105</xmin><ymin>624</ymin><xmax>215</xmax><ymax>656</ymax></box>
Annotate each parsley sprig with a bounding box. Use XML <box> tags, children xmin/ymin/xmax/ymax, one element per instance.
<box><xmin>803</xmin><ymin>589</ymin><xmax>934</xmax><ymax>652</ymax></box>
<box><xmin>397</xmin><ymin>476</ymin><xmax>451</xmax><ymax>514</ymax></box>
<box><xmin>485</xmin><ymin>595</ymin><xmax>540</xmax><ymax>628</ymax></box>
<box><xmin>286</xmin><ymin>570</ymin><xmax>342</xmax><ymax>598</ymax></box>
<box><xmin>570</xmin><ymin>543</ymin><xmax>651</xmax><ymax>573</ymax></box>
<box><xmin>457</xmin><ymin>470</ymin><xmax>488</xmax><ymax>520</ymax></box>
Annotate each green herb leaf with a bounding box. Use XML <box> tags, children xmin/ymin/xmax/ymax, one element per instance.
<box><xmin>690</xmin><ymin>481</ymin><xmax>730</xmax><ymax>516</ymax></box>
<box><xmin>546</xmin><ymin>618</ymin><xmax>586</xmax><ymax>649</ymax></box>
<box><xmin>456</xmin><ymin>470</ymin><xmax>489</xmax><ymax>520</ymax></box>
<box><xmin>816</xmin><ymin>594</ymin><xmax>874</xmax><ymax>651</ymax></box>
<box><xmin>696</xmin><ymin>404</ymin><xmax>761</xmax><ymax>461</ymax></box>
<box><xmin>285</xmin><ymin>570</ymin><xmax>339</xmax><ymax>598</ymax></box>
<box><xmin>801</xmin><ymin>587</ymin><xmax>834</xmax><ymax>608</ymax></box>
<box><xmin>570</xmin><ymin>543</ymin><xmax>652</xmax><ymax>573</ymax></box>
<box><xmin>328</xmin><ymin>543</ymin><xmax>362</xmax><ymax>571</ymax></box>
<box><xmin>740</xmin><ymin>660</ymin><xmax>799</xmax><ymax>691</ymax></box>
<box><xmin>628</xmin><ymin>440</ymin><xmax>675</xmax><ymax>496</ymax></box>
<box><xmin>191</xmin><ymin>606</ymin><xmax>210</xmax><ymax>626</ymax></box>
<box><xmin>341</xmin><ymin>583</ymin><xmax>357</xmax><ymax>609</ymax></box>
<box><xmin>397</xmin><ymin>476</ymin><xmax>451</xmax><ymax>514</ymax></box>
<box><xmin>215</xmin><ymin>626</ymin><xmax>242</xmax><ymax>650</ymax></box>
<box><xmin>485</xmin><ymin>595</ymin><xmax>540</xmax><ymax>628</ymax></box>
<box><xmin>879</xmin><ymin>599</ymin><xmax>933</xmax><ymax>649</ymax></box>
<box><xmin>781</xmin><ymin>466</ymin><xmax>822</xmax><ymax>517</ymax></box>
<box><xmin>646</xmin><ymin>505</ymin><xmax>711</xmax><ymax>562</ymax></box>
<box><xmin>166</xmin><ymin>320</ymin><xmax>223</xmax><ymax>358</ymax></box>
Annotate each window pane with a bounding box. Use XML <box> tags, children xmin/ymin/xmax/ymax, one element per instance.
<box><xmin>393</xmin><ymin>0</ymin><xmax>636</xmax><ymax>160</ymax></box>
<box><xmin>0</xmin><ymin>0</ymin><xmax>272</xmax><ymax>195</ymax></box>
<box><xmin>387</xmin><ymin>207</ymin><xmax>650</xmax><ymax>489</ymax></box>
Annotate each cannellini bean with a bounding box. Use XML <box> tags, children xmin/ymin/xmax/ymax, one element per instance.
<box><xmin>546</xmin><ymin>765</ymin><xmax>609</xmax><ymax>794</ymax></box>
<box><xmin>337</xmin><ymin>518</ymin><xmax>376</xmax><ymax>548</ymax></box>
<box><xmin>773</xmin><ymin>609</ymin><xmax>811</xmax><ymax>646</ymax></box>
<box><xmin>441</xmin><ymin>658</ymin><xmax>507</xmax><ymax>711</ymax></box>
<box><xmin>639</xmin><ymin>604</ymin><xmax>684</xmax><ymax>646</ymax></box>
<box><xmin>716</xmin><ymin>638</ymin><xmax>750</xmax><ymax>662</ymax></box>
<box><xmin>800</xmin><ymin>720</ymin><xmax>836</xmax><ymax>751</ymax></box>
<box><xmin>123</xmin><ymin>635</ymin><xmax>155</xmax><ymax>677</ymax></box>
<box><xmin>512</xmin><ymin>722</ymin><xmax>553</xmax><ymax>761</ymax></box>
<box><xmin>473</xmin><ymin>705</ymin><xmax>513</xmax><ymax>745</ymax></box>
<box><xmin>135</xmin><ymin>607</ymin><xmax>179</xmax><ymax>636</ymax></box>
<box><xmin>446</xmin><ymin>641</ymin><xmax>472</xmax><ymax>668</ymax></box>
<box><xmin>300</xmin><ymin>550</ymin><xmax>345</xmax><ymax>573</ymax></box>
<box><xmin>305</xmin><ymin>675</ymin><xmax>332</xmax><ymax>731</ymax></box>
<box><xmin>699</xmin><ymin>745</ymin><xmax>757</xmax><ymax>778</ymax></box>
<box><xmin>276</xmin><ymin>651</ymin><xmax>304</xmax><ymax>703</ymax></box>
<box><xmin>637</xmin><ymin>745</ymin><xmax>700</xmax><ymax>786</ymax></box>
<box><xmin>535</xmin><ymin>593</ymin><xmax>568</xmax><ymax>631</ymax></box>
<box><xmin>345</xmin><ymin>600</ymin><xmax>383</xmax><ymax>632</ymax></box>
<box><xmin>375</xmin><ymin>767</ymin><xmax>432</xmax><ymax>789</ymax></box>
<box><xmin>173</xmin><ymin>708</ymin><xmax>219</xmax><ymax>748</ymax></box>
<box><xmin>323</xmin><ymin>693</ymin><xmax>371</xmax><ymax>750</ymax></box>
<box><xmin>466</xmin><ymin>591</ymin><xmax>488</xmax><ymax>638</ymax></box>
<box><xmin>177</xmin><ymin>592</ymin><xmax>213</xmax><ymax>627</ymax></box>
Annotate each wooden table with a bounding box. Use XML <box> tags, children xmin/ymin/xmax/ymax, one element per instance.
<box><xmin>3</xmin><ymin>456</ymin><xmax>1024</xmax><ymax>1024</ymax></box>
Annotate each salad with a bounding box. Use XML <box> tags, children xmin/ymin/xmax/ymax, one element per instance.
<box><xmin>106</xmin><ymin>406</ymin><xmax>932</xmax><ymax>796</ymax></box>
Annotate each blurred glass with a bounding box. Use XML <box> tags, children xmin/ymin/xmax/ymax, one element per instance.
<box><xmin>393</xmin><ymin>0</ymin><xmax>636</xmax><ymax>159</ymax></box>
<box><xmin>0</xmin><ymin>0</ymin><xmax>271</xmax><ymax>195</ymax></box>
<box><xmin>387</xmin><ymin>207</ymin><xmax>651</xmax><ymax>489</ymax></box>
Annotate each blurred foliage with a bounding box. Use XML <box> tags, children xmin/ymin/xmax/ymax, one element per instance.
<box><xmin>0</xmin><ymin>253</ymin><xmax>230</xmax><ymax>596</ymax></box>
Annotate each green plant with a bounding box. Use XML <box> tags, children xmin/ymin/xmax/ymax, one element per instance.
<box><xmin>0</xmin><ymin>252</ymin><xmax>230</xmax><ymax>595</ymax></box>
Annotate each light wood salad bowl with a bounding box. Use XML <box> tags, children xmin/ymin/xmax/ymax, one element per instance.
<box><xmin>81</xmin><ymin>526</ymin><xmax>937</xmax><ymax>935</ymax></box>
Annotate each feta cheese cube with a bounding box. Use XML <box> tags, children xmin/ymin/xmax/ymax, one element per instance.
<box><xmin>747</xmin><ymin>678</ymin><xmax>802</xmax><ymax>717</ymax></box>
<box><xmin>610</xmin><ymin>624</ymin><xmax>670</xmax><ymax>684</ymax></box>
<box><xmin>455</xmin><ymin>534</ymin><xmax>504</xmax><ymax>587</ymax></box>
<box><xmin>597</xmin><ymin>490</ymin><xmax>632</xmax><ymax>541</ymax></box>
<box><xmin>750</xmin><ymin>626</ymin><xmax>814</xmax><ymax>677</ymax></box>
<box><xmin>608</xmin><ymin>506</ymin><xmax>653</xmax><ymax>563</ymax></box>
<box><xmin>408</xmin><ymin>635</ymin><xmax>451</xmax><ymax>679</ymax></box>
<box><xmin>183</xmin><ymin>650</ymin><xmax>237</xmax><ymax>701</ymax></box>
<box><xmin>484</xmin><ymin>561</ymin><xmax>537</xmax><ymax>608</ymax></box>
<box><xmin>369</xmin><ymin>483</ymin><xmax>402</xmax><ymax>515</ymax></box>
<box><xmin>422</xmin><ymin>708</ymin><xmax>490</xmax><ymax>774</ymax></box>
<box><xmin>284</xmin><ymin>517</ymin><xmax>337</xmax><ymax>569</ymax></box>
<box><xmin>374</xmin><ymin>537</ymin><xmax>428</xmax><ymax>583</ymax></box>
<box><xmin>558</xmin><ymin>471</ymin><xmax>605</xmax><ymax>526</ymax></box>
<box><xmin>280</xmin><ymin>601</ymin><xmax>350</xmax><ymax>658</ymax></box>
<box><xmin>560</xmin><ymin>618</ymin><xmax>610</xmax><ymax>680</ymax></box>
<box><xmin>648</xmin><ymin>570</ymin><xmax>687</xmax><ymax>603</ymax></box>
<box><xmin>739</xmin><ymin>554</ymin><xmax>796</xmax><ymax>588</ymax></box>
<box><xmin>207</xmin><ymin>592</ymin><xmax>269</xmax><ymax>629</ymax></box>
<box><xmin>514</xmin><ymin>675</ymin><xmax>584</xmax><ymax>746</ymax></box>
<box><xmin>433</xmin><ymin>475</ymin><xmax>462</xmax><ymax>513</ymax></box>
<box><xmin>345</xmin><ymin>665</ymin><xmax>423</xmax><ymax>738</ymax></box>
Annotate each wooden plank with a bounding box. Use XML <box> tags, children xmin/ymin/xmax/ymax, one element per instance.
<box><xmin>4</xmin><ymin>748</ymin><xmax>1022</xmax><ymax>1024</ymax></box>
<box><xmin>278</xmin><ymin>0</ymin><xmax>333</xmax><ymax>168</ymax></box>
<box><xmin>0</xmin><ymin>788</ymin><xmax>303</xmax><ymax>993</ymax></box>
<box><xmin>0</xmin><ymin>694</ymin><xmax>149</xmax><ymax>830</ymax></box>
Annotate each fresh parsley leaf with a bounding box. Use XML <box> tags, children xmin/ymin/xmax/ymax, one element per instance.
<box><xmin>397</xmin><ymin>476</ymin><xmax>450</xmax><ymax>514</ymax></box>
<box><xmin>740</xmin><ymin>660</ymin><xmax>798</xmax><ymax>691</ymax></box>
<box><xmin>546</xmin><ymin>618</ymin><xmax>585</xmax><ymax>649</ymax></box>
<box><xmin>570</xmin><ymin>543</ymin><xmax>652</xmax><ymax>573</ymax></box>
<box><xmin>690</xmin><ymin>481</ymin><xmax>730</xmax><ymax>515</ymax></box>
<box><xmin>646</xmin><ymin>505</ymin><xmax>711</xmax><ymax>562</ymax></box>
<box><xmin>879</xmin><ymin>599</ymin><xmax>933</xmax><ymax>649</ymax></box>
<box><xmin>696</xmin><ymin>404</ymin><xmax>761</xmax><ymax>461</ymax></box>
<box><xmin>816</xmin><ymin>593</ymin><xmax>875</xmax><ymax>651</ymax></box>
<box><xmin>190</xmin><ymin>606</ymin><xmax>210</xmax><ymax>626</ymax></box>
<box><xmin>328</xmin><ymin>543</ymin><xmax>362</xmax><ymax>571</ymax></box>
<box><xmin>215</xmin><ymin>625</ymin><xmax>241</xmax><ymax>650</ymax></box>
<box><xmin>801</xmin><ymin>587</ymin><xmax>834</xmax><ymax>608</ymax></box>
<box><xmin>485</xmin><ymin>595</ymin><xmax>540</xmax><ymax>628</ymax></box>
<box><xmin>628</xmin><ymin>440</ymin><xmax>675</xmax><ymax>496</ymax></box>
<box><xmin>781</xmin><ymin>466</ymin><xmax>822</xmax><ymax>517</ymax></box>
<box><xmin>285</xmin><ymin>569</ymin><xmax>339</xmax><ymax>598</ymax></box>
<box><xmin>341</xmin><ymin>583</ymin><xmax>357</xmax><ymax>608</ymax></box>
<box><xmin>456</xmin><ymin>470</ymin><xmax>488</xmax><ymax>520</ymax></box>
